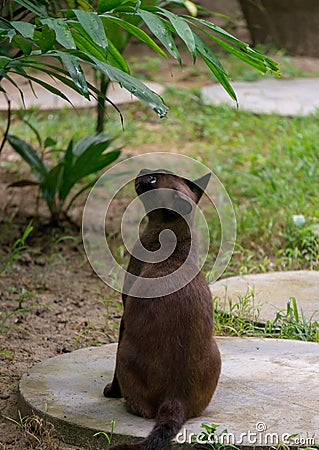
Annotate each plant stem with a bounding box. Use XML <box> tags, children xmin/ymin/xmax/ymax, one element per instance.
<box><xmin>96</xmin><ymin>74</ymin><xmax>110</xmax><ymax>134</ymax></box>
<box><xmin>0</xmin><ymin>93</ymin><xmax>11</xmax><ymax>155</ymax></box>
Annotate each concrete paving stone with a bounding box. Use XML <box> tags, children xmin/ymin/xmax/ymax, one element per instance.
<box><xmin>0</xmin><ymin>73</ymin><xmax>164</xmax><ymax>110</ymax></box>
<box><xmin>201</xmin><ymin>78</ymin><xmax>319</xmax><ymax>116</ymax></box>
<box><xmin>210</xmin><ymin>271</ymin><xmax>319</xmax><ymax>323</ymax></box>
<box><xmin>19</xmin><ymin>338</ymin><xmax>319</xmax><ymax>448</ymax></box>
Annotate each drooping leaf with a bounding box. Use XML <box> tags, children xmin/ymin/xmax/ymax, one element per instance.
<box><xmin>101</xmin><ymin>16</ymin><xmax>167</xmax><ymax>59</ymax></box>
<box><xmin>79</xmin><ymin>53</ymin><xmax>168</xmax><ymax>117</ymax></box>
<box><xmin>156</xmin><ymin>8</ymin><xmax>196</xmax><ymax>60</ymax></box>
<box><xmin>16</xmin><ymin>72</ymin><xmax>74</xmax><ymax>105</ymax></box>
<box><xmin>137</xmin><ymin>9</ymin><xmax>181</xmax><ymax>64</ymax></box>
<box><xmin>187</xmin><ymin>16</ymin><xmax>280</xmax><ymax>74</ymax></box>
<box><xmin>57</xmin><ymin>52</ymin><xmax>90</xmax><ymax>98</ymax></box>
<box><xmin>0</xmin><ymin>17</ymin><xmax>12</xmax><ymax>30</ymax></box>
<box><xmin>192</xmin><ymin>31</ymin><xmax>237</xmax><ymax>102</ymax></box>
<box><xmin>41</xmin><ymin>18</ymin><xmax>76</xmax><ymax>49</ymax></box>
<box><xmin>7</xmin><ymin>135</ymin><xmax>48</xmax><ymax>181</ymax></box>
<box><xmin>98</xmin><ymin>0</ymin><xmax>126</xmax><ymax>13</ymax></box>
<box><xmin>11</xmin><ymin>21</ymin><xmax>35</xmax><ymax>39</ymax></box>
<box><xmin>70</xmin><ymin>22</ymin><xmax>107</xmax><ymax>61</ymax></box>
<box><xmin>20</xmin><ymin>59</ymin><xmax>98</xmax><ymax>101</ymax></box>
<box><xmin>209</xmin><ymin>33</ymin><xmax>268</xmax><ymax>73</ymax></box>
<box><xmin>107</xmin><ymin>38</ymin><xmax>130</xmax><ymax>73</ymax></box>
<box><xmin>73</xmin><ymin>10</ymin><xmax>108</xmax><ymax>51</ymax></box>
<box><xmin>13</xmin><ymin>0</ymin><xmax>47</xmax><ymax>16</ymax></box>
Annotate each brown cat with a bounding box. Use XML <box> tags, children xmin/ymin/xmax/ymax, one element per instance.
<box><xmin>104</xmin><ymin>169</ymin><xmax>221</xmax><ymax>450</ymax></box>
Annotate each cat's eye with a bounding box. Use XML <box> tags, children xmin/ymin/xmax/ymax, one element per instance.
<box><xmin>150</xmin><ymin>176</ymin><xmax>157</xmax><ymax>184</ymax></box>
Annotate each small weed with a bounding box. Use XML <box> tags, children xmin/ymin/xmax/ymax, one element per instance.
<box><xmin>0</xmin><ymin>349</ymin><xmax>14</xmax><ymax>359</ymax></box>
<box><xmin>6</xmin><ymin>410</ymin><xmax>60</xmax><ymax>450</ymax></box>
<box><xmin>265</xmin><ymin>297</ymin><xmax>319</xmax><ymax>342</ymax></box>
<box><xmin>0</xmin><ymin>307</ymin><xmax>31</xmax><ymax>334</ymax></box>
<box><xmin>94</xmin><ymin>419</ymin><xmax>116</xmax><ymax>446</ymax></box>
<box><xmin>1</xmin><ymin>287</ymin><xmax>49</xmax><ymax>335</ymax></box>
<box><xmin>0</xmin><ymin>221</ymin><xmax>33</xmax><ymax>274</ymax></box>
<box><xmin>7</xmin><ymin>286</ymin><xmax>35</xmax><ymax>310</ymax></box>
<box><xmin>214</xmin><ymin>292</ymin><xmax>318</xmax><ymax>342</ymax></box>
<box><xmin>192</xmin><ymin>422</ymin><xmax>238</xmax><ymax>449</ymax></box>
<box><xmin>192</xmin><ymin>422</ymin><xmax>318</xmax><ymax>449</ymax></box>
<box><xmin>214</xmin><ymin>288</ymin><xmax>262</xmax><ymax>337</ymax></box>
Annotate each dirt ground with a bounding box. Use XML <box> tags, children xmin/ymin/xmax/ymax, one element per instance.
<box><xmin>0</xmin><ymin>169</ymin><xmax>124</xmax><ymax>449</ymax></box>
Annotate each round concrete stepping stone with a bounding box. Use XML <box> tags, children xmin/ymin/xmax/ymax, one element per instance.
<box><xmin>0</xmin><ymin>76</ymin><xmax>164</xmax><ymax>110</ymax></box>
<box><xmin>19</xmin><ymin>338</ymin><xmax>318</xmax><ymax>448</ymax></box>
<box><xmin>210</xmin><ymin>271</ymin><xmax>319</xmax><ymax>323</ymax></box>
<box><xmin>201</xmin><ymin>78</ymin><xmax>319</xmax><ymax>116</ymax></box>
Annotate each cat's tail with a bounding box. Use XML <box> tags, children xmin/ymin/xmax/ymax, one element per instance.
<box><xmin>109</xmin><ymin>398</ymin><xmax>186</xmax><ymax>450</ymax></box>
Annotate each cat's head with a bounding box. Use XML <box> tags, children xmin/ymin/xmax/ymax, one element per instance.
<box><xmin>135</xmin><ymin>168</ymin><xmax>211</xmax><ymax>217</ymax></box>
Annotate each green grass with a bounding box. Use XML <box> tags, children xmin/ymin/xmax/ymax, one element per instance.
<box><xmin>214</xmin><ymin>294</ymin><xmax>319</xmax><ymax>342</ymax></box>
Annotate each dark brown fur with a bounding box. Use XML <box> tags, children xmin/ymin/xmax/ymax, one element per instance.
<box><xmin>105</xmin><ymin>169</ymin><xmax>221</xmax><ymax>450</ymax></box>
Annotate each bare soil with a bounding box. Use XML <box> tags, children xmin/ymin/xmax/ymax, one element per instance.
<box><xmin>0</xmin><ymin>167</ymin><xmax>123</xmax><ymax>448</ymax></box>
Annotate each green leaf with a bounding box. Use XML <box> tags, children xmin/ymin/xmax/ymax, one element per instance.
<box><xmin>98</xmin><ymin>0</ymin><xmax>126</xmax><ymax>13</ymax></box>
<box><xmin>12</xmin><ymin>35</ymin><xmax>33</xmax><ymax>56</ymax></box>
<box><xmin>41</xmin><ymin>18</ymin><xmax>76</xmax><ymax>49</ymax></box>
<box><xmin>0</xmin><ymin>17</ymin><xmax>12</xmax><ymax>30</ymax></box>
<box><xmin>35</xmin><ymin>24</ymin><xmax>56</xmax><ymax>52</ymax></box>
<box><xmin>7</xmin><ymin>135</ymin><xmax>48</xmax><ymax>181</ymax></box>
<box><xmin>0</xmin><ymin>56</ymin><xmax>11</xmax><ymax>69</ymax></box>
<box><xmin>57</xmin><ymin>52</ymin><xmax>90</xmax><ymax>99</ymax></box>
<box><xmin>73</xmin><ymin>149</ymin><xmax>121</xmax><ymax>180</ymax></box>
<box><xmin>157</xmin><ymin>8</ymin><xmax>196</xmax><ymax>60</ymax></box>
<box><xmin>138</xmin><ymin>9</ymin><xmax>181</xmax><ymax>64</ymax></box>
<box><xmin>73</xmin><ymin>10</ymin><xmax>108</xmax><ymax>51</ymax></box>
<box><xmin>107</xmin><ymin>38</ymin><xmax>130</xmax><ymax>73</ymax></box>
<box><xmin>202</xmin><ymin>53</ymin><xmax>237</xmax><ymax>102</ymax></box>
<box><xmin>20</xmin><ymin>59</ymin><xmax>99</xmax><ymax>101</ymax></box>
<box><xmin>41</xmin><ymin>164</ymin><xmax>62</xmax><ymax>212</ymax></box>
<box><xmin>70</xmin><ymin>22</ymin><xmax>107</xmax><ymax>62</ymax></box>
<box><xmin>188</xmin><ymin>16</ymin><xmax>280</xmax><ymax>74</ymax></box>
<box><xmin>192</xmin><ymin>32</ymin><xmax>237</xmax><ymax>102</ymax></box>
<box><xmin>72</xmin><ymin>132</ymin><xmax>119</xmax><ymax>156</ymax></box>
<box><xmin>11</xmin><ymin>21</ymin><xmax>35</xmax><ymax>39</ymax></box>
<box><xmin>44</xmin><ymin>137</ymin><xmax>57</xmax><ymax>148</ymax></box>
<box><xmin>209</xmin><ymin>33</ymin><xmax>267</xmax><ymax>73</ymax></box>
<box><xmin>14</xmin><ymin>0</ymin><xmax>47</xmax><ymax>16</ymax></box>
<box><xmin>101</xmin><ymin>16</ymin><xmax>167</xmax><ymax>59</ymax></box>
<box><xmin>59</xmin><ymin>134</ymin><xmax>121</xmax><ymax>201</ymax></box>
<box><xmin>80</xmin><ymin>54</ymin><xmax>168</xmax><ymax>117</ymax></box>
<box><xmin>18</xmin><ymin>73</ymin><xmax>74</xmax><ymax>105</ymax></box>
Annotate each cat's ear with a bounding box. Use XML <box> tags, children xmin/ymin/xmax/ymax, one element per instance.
<box><xmin>173</xmin><ymin>191</ymin><xmax>193</xmax><ymax>215</ymax></box>
<box><xmin>186</xmin><ymin>173</ymin><xmax>211</xmax><ymax>203</ymax></box>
